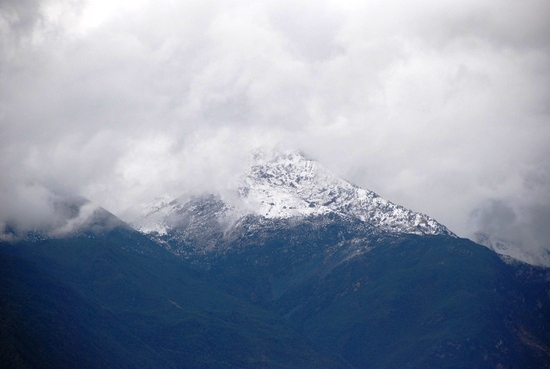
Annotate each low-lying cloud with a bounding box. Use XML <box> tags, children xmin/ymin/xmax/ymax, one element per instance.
<box><xmin>1</xmin><ymin>0</ymin><xmax>549</xmax><ymax>261</ymax></box>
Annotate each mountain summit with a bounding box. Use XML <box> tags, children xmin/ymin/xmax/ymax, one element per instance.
<box><xmin>240</xmin><ymin>150</ymin><xmax>453</xmax><ymax>235</ymax></box>
<box><xmin>133</xmin><ymin>150</ymin><xmax>454</xmax><ymax>240</ymax></box>
<box><xmin>127</xmin><ymin>150</ymin><xmax>549</xmax><ymax>369</ymax></box>
<box><xmin>3</xmin><ymin>150</ymin><xmax>549</xmax><ymax>369</ymax></box>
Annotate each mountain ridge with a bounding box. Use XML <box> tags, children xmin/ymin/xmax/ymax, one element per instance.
<box><xmin>2</xmin><ymin>150</ymin><xmax>549</xmax><ymax>368</ymax></box>
<box><xmin>132</xmin><ymin>150</ymin><xmax>455</xmax><ymax>246</ymax></box>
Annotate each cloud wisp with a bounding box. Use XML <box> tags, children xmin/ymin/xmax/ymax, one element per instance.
<box><xmin>1</xmin><ymin>0</ymin><xmax>549</xmax><ymax>261</ymax></box>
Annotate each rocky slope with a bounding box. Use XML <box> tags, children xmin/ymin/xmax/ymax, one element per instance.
<box><xmin>132</xmin><ymin>150</ymin><xmax>454</xmax><ymax>254</ymax></box>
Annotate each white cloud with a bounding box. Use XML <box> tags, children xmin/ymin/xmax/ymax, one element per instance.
<box><xmin>1</xmin><ymin>0</ymin><xmax>549</xmax><ymax>260</ymax></box>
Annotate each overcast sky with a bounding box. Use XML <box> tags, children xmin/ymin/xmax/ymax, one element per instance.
<box><xmin>1</xmin><ymin>0</ymin><xmax>549</xmax><ymax>261</ymax></box>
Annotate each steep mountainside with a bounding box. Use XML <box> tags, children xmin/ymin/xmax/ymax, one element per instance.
<box><xmin>129</xmin><ymin>150</ymin><xmax>550</xmax><ymax>368</ymax></box>
<box><xmin>0</xmin><ymin>219</ymin><xmax>351</xmax><ymax>369</ymax></box>
<box><xmin>2</xmin><ymin>150</ymin><xmax>549</xmax><ymax>369</ymax></box>
<box><xmin>133</xmin><ymin>150</ymin><xmax>453</xmax><ymax>255</ymax></box>
<box><xmin>164</xmin><ymin>214</ymin><xmax>548</xmax><ymax>369</ymax></box>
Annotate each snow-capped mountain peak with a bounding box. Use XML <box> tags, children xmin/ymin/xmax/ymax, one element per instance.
<box><xmin>236</xmin><ymin>150</ymin><xmax>454</xmax><ymax>235</ymax></box>
<box><xmin>133</xmin><ymin>150</ymin><xmax>454</xmax><ymax>238</ymax></box>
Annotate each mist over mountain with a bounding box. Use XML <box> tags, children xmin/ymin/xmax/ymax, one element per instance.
<box><xmin>1</xmin><ymin>0</ymin><xmax>549</xmax><ymax>366</ymax></box>
<box><xmin>133</xmin><ymin>150</ymin><xmax>453</xmax><ymax>237</ymax></box>
<box><xmin>2</xmin><ymin>149</ymin><xmax>549</xmax><ymax>368</ymax></box>
<box><xmin>131</xmin><ymin>149</ymin><xmax>550</xmax><ymax>269</ymax></box>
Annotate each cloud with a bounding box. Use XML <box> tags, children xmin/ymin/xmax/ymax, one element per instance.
<box><xmin>472</xmin><ymin>199</ymin><xmax>550</xmax><ymax>265</ymax></box>
<box><xmin>1</xmin><ymin>0</ymin><xmax>549</xmax><ymax>260</ymax></box>
<box><xmin>0</xmin><ymin>0</ymin><xmax>44</xmax><ymax>37</ymax></box>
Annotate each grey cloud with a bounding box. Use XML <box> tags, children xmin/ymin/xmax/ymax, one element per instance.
<box><xmin>471</xmin><ymin>160</ymin><xmax>550</xmax><ymax>262</ymax></box>
<box><xmin>473</xmin><ymin>200</ymin><xmax>517</xmax><ymax>235</ymax></box>
<box><xmin>270</xmin><ymin>2</ymin><xmax>344</xmax><ymax>62</ymax></box>
<box><xmin>412</xmin><ymin>0</ymin><xmax>550</xmax><ymax>52</ymax></box>
<box><xmin>0</xmin><ymin>0</ymin><xmax>44</xmax><ymax>35</ymax></box>
<box><xmin>472</xmin><ymin>199</ymin><xmax>550</xmax><ymax>263</ymax></box>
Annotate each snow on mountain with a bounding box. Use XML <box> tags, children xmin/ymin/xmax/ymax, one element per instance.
<box><xmin>132</xmin><ymin>150</ymin><xmax>455</xmax><ymax>239</ymax></box>
<box><xmin>474</xmin><ymin>232</ymin><xmax>550</xmax><ymax>267</ymax></box>
<box><xmin>131</xmin><ymin>194</ymin><xmax>179</xmax><ymax>235</ymax></box>
<box><xmin>238</xmin><ymin>150</ymin><xmax>454</xmax><ymax>235</ymax></box>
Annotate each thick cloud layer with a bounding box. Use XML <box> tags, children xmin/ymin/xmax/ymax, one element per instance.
<box><xmin>1</xmin><ymin>0</ymin><xmax>549</xmax><ymax>260</ymax></box>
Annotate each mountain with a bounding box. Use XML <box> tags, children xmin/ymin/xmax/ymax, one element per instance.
<box><xmin>1</xmin><ymin>225</ymin><xmax>351</xmax><ymax>368</ymax></box>
<box><xmin>2</xmin><ymin>150</ymin><xmax>549</xmax><ymax>368</ymax></box>
<box><xmin>133</xmin><ymin>150</ymin><xmax>453</xmax><ymax>254</ymax></box>
<box><xmin>131</xmin><ymin>150</ymin><xmax>550</xmax><ymax>368</ymax></box>
<box><xmin>0</xmin><ymin>199</ymin><xmax>351</xmax><ymax>369</ymax></box>
<box><xmin>0</xmin><ymin>195</ymin><xmax>130</xmax><ymax>244</ymax></box>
